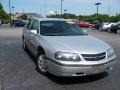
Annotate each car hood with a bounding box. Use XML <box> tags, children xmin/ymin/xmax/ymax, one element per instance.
<box><xmin>42</xmin><ymin>35</ymin><xmax>111</xmax><ymax>54</ymax></box>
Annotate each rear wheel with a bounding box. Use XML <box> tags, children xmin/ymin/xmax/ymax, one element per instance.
<box><xmin>99</xmin><ymin>28</ymin><xmax>102</xmax><ymax>31</ymax></box>
<box><xmin>108</xmin><ymin>28</ymin><xmax>111</xmax><ymax>32</ymax></box>
<box><xmin>37</xmin><ymin>53</ymin><xmax>48</xmax><ymax>75</ymax></box>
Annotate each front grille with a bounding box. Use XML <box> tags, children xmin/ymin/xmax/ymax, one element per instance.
<box><xmin>82</xmin><ymin>52</ymin><xmax>106</xmax><ymax>61</ymax></box>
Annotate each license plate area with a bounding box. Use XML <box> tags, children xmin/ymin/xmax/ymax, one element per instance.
<box><xmin>92</xmin><ymin>65</ymin><xmax>106</xmax><ymax>74</ymax></box>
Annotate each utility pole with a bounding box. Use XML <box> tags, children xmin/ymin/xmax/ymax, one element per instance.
<box><xmin>23</xmin><ymin>9</ymin><xmax>24</xmax><ymax>14</ymax></box>
<box><xmin>64</xmin><ymin>9</ymin><xmax>67</xmax><ymax>18</ymax></box>
<box><xmin>61</xmin><ymin>0</ymin><xmax>63</xmax><ymax>16</ymax></box>
<box><xmin>9</xmin><ymin>0</ymin><xmax>11</xmax><ymax>25</ymax></box>
<box><xmin>45</xmin><ymin>0</ymin><xmax>46</xmax><ymax>18</ymax></box>
<box><xmin>95</xmin><ymin>3</ymin><xmax>101</xmax><ymax>22</ymax></box>
<box><xmin>108</xmin><ymin>5</ymin><xmax>111</xmax><ymax>16</ymax></box>
<box><xmin>108</xmin><ymin>5</ymin><xmax>111</xmax><ymax>22</ymax></box>
<box><xmin>23</xmin><ymin>9</ymin><xmax>25</xmax><ymax>20</ymax></box>
<box><xmin>12</xmin><ymin>6</ymin><xmax>14</xmax><ymax>20</ymax></box>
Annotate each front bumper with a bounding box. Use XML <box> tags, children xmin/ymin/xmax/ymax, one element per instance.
<box><xmin>47</xmin><ymin>58</ymin><xmax>116</xmax><ymax>76</ymax></box>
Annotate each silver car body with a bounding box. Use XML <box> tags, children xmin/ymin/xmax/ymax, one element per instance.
<box><xmin>101</xmin><ymin>23</ymin><xmax>116</xmax><ymax>31</ymax></box>
<box><xmin>23</xmin><ymin>18</ymin><xmax>116</xmax><ymax>76</ymax></box>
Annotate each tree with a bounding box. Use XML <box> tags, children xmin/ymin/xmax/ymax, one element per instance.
<box><xmin>0</xmin><ymin>3</ymin><xmax>4</xmax><ymax>19</ymax></box>
<box><xmin>110</xmin><ymin>14</ymin><xmax>120</xmax><ymax>22</ymax></box>
<box><xmin>0</xmin><ymin>3</ymin><xmax>3</xmax><ymax>9</ymax></box>
<box><xmin>77</xmin><ymin>14</ymin><xmax>110</xmax><ymax>23</ymax></box>
<box><xmin>47</xmin><ymin>12</ymin><xmax>120</xmax><ymax>23</ymax></box>
<box><xmin>0</xmin><ymin>3</ymin><xmax>9</xmax><ymax>20</ymax></box>
<box><xmin>47</xmin><ymin>13</ymin><xmax>77</xmax><ymax>19</ymax></box>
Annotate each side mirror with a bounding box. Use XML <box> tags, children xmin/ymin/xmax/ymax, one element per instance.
<box><xmin>30</xmin><ymin>30</ymin><xmax>37</xmax><ymax>35</ymax></box>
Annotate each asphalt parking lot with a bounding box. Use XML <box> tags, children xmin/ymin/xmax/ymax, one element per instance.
<box><xmin>0</xmin><ymin>25</ymin><xmax>120</xmax><ymax>90</ymax></box>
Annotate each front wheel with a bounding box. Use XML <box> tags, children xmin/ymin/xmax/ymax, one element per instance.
<box><xmin>37</xmin><ymin>54</ymin><xmax>48</xmax><ymax>75</ymax></box>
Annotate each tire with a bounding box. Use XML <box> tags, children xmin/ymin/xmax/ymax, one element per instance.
<box><xmin>108</xmin><ymin>28</ymin><xmax>111</xmax><ymax>33</ymax></box>
<box><xmin>99</xmin><ymin>28</ymin><xmax>102</xmax><ymax>31</ymax></box>
<box><xmin>13</xmin><ymin>24</ymin><xmax>16</xmax><ymax>27</ymax></box>
<box><xmin>37</xmin><ymin>53</ymin><xmax>48</xmax><ymax>75</ymax></box>
<box><xmin>23</xmin><ymin>39</ymin><xmax>27</xmax><ymax>51</ymax></box>
<box><xmin>117</xmin><ymin>29</ymin><xmax>120</xmax><ymax>34</ymax></box>
<box><xmin>89</xmin><ymin>26</ymin><xmax>92</xmax><ymax>28</ymax></box>
<box><xmin>114</xmin><ymin>30</ymin><xmax>117</xmax><ymax>34</ymax></box>
<box><xmin>97</xmin><ymin>27</ymin><xmax>99</xmax><ymax>30</ymax></box>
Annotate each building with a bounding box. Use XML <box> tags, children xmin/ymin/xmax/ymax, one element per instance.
<box><xmin>23</xmin><ymin>13</ymin><xmax>42</xmax><ymax>18</ymax></box>
<box><xmin>13</xmin><ymin>13</ymin><xmax>42</xmax><ymax>20</ymax></box>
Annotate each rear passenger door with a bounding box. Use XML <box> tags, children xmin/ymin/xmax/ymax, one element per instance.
<box><xmin>23</xmin><ymin>19</ymin><xmax>34</xmax><ymax>50</ymax></box>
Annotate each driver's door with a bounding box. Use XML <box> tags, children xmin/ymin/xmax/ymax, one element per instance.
<box><xmin>28</xmin><ymin>20</ymin><xmax>40</xmax><ymax>56</ymax></box>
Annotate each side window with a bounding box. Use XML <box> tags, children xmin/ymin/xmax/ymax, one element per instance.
<box><xmin>26</xmin><ymin>19</ymin><xmax>32</xmax><ymax>29</ymax></box>
<box><xmin>27</xmin><ymin>20</ymin><xmax>34</xmax><ymax>30</ymax></box>
<box><xmin>29</xmin><ymin>20</ymin><xmax>39</xmax><ymax>34</ymax></box>
<box><xmin>34</xmin><ymin>20</ymin><xmax>39</xmax><ymax>33</ymax></box>
<box><xmin>29</xmin><ymin>20</ymin><xmax>35</xmax><ymax>30</ymax></box>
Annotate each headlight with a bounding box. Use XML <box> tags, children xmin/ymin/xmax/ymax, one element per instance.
<box><xmin>107</xmin><ymin>48</ymin><xmax>115</xmax><ymax>58</ymax></box>
<box><xmin>55</xmin><ymin>52</ymin><xmax>80</xmax><ymax>61</ymax></box>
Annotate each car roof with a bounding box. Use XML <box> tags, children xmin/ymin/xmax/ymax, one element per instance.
<box><xmin>33</xmin><ymin>18</ymin><xmax>67</xmax><ymax>22</ymax></box>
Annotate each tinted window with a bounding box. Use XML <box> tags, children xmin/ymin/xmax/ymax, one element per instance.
<box><xmin>29</xmin><ymin>20</ymin><xmax>35</xmax><ymax>30</ymax></box>
<box><xmin>29</xmin><ymin>20</ymin><xmax>39</xmax><ymax>33</ymax></box>
<box><xmin>26</xmin><ymin>20</ymin><xmax>31</xmax><ymax>29</ymax></box>
<box><xmin>27</xmin><ymin>19</ymin><xmax>34</xmax><ymax>30</ymax></box>
<box><xmin>33</xmin><ymin>20</ymin><xmax>39</xmax><ymax>32</ymax></box>
<box><xmin>40</xmin><ymin>21</ymin><xmax>87</xmax><ymax>36</ymax></box>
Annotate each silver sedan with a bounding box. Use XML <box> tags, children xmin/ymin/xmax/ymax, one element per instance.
<box><xmin>23</xmin><ymin>18</ymin><xmax>117</xmax><ymax>76</ymax></box>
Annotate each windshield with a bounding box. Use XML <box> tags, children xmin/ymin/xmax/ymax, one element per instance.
<box><xmin>40</xmin><ymin>21</ymin><xmax>87</xmax><ymax>36</ymax></box>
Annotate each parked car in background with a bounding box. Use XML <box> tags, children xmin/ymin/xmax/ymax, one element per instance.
<box><xmin>22</xmin><ymin>18</ymin><xmax>116</xmax><ymax>77</ymax></box>
<box><xmin>109</xmin><ymin>21</ymin><xmax>120</xmax><ymax>33</ymax></box>
<box><xmin>100</xmin><ymin>23</ymin><xmax>116</xmax><ymax>31</ymax></box>
<box><xmin>92</xmin><ymin>22</ymin><xmax>102</xmax><ymax>30</ymax></box>
<box><xmin>76</xmin><ymin>21</ymin><xmax>94</xmax><ymax>28</ymax></box>
<box><xmin>12</xmin><ymin>20</ymin><xmax>25</xmax><ymax>27</ymax></box>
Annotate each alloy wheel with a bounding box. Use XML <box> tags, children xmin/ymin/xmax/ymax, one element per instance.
<box><xmin>37</xmin><ymin>55</ymin><xmax>47</xmax><ymax>73</ymax></box>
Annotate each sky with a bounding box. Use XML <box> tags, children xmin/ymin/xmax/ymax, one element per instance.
<box><xmin>0</xmin><ymin>0</ymin><xmax>120</xmax><ymax>17</ymax></box>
